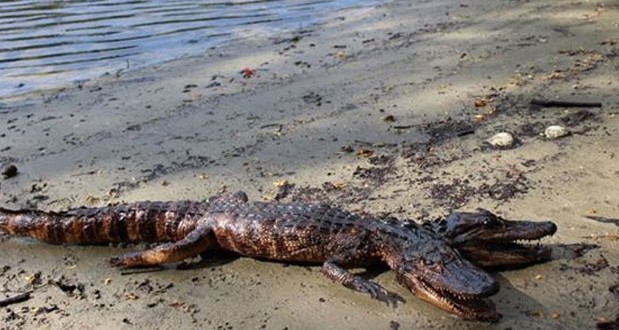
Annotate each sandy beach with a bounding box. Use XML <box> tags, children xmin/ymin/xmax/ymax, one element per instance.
<box><xmin>1</xmin><ymin>0</ymin><xmax>619</xmax><ymax>329</ymax></box>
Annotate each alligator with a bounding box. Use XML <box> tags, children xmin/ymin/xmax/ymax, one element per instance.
<box><xmin>0</xmin><ymin>191</ymin><xmax>557</xmax><ymax>322</ymax></box>
<box><xmin>421</xmin><ymin>209</ymin><xmax>557</xmax><ymax>269</ymax></box>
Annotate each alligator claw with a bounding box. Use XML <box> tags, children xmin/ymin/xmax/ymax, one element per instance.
<box><xmin>109</xmin><ymin>256</ymin><xmax>125</xmax><ymax>267</ymax></box>
<box><xmin>357</xmin><ymin>279</ymin><xmax>387</xmax><ymax>298</ymax></box>
<box><xmin>343</xmin><ymin>278</ymin><xmax>396</xmax><ymax>304</ymax></box>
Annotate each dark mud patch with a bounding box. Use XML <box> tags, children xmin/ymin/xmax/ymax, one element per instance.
<box><xmin>272</xmin><ymin>152</ymin><xmax>395</xmax><ymax>204</ymax></box>
<box><xmin>556</xmin><ymin>243</ymin><xmax>601</xmax><ymax>259</ymax></box>
<box><xmin>401</xmin><ymin>142</ymin><xmax>462</xmax><ymax>169</ymax></box>
<box><xmin>399</xmin><ymin>118</ymin><xmax>477</xmax><ymax>169</ymax></box>
<box><xmin>112</xmin><ymin>154</ymin><xmax>214</xmax><ymax>193</ymax></box>
<box><xmin>421</xmin><ymin>170</ymin><xmax>530</xmax><ymax>209</ymax></box>
<box><xmin>597</xmin><ymin>315</ymin><xmax>619</xmax><ymax>330</ymax></box>
<box><xmin>422</xmin><ymin>118</ymin><xmax>477</xmax><ymax>144</ymax></box>
<box><xmin>559</xmin><ymin>255</ymin><xmax>610</xmax><ymax>276</ymax></box>
<box><xmin>561</xmin><ymin>110</ymin><xmax>596</xmax><ymax>126</ymax></box>
<box><xmin>50</xmin><ymin>275</ymin><xmax>86</xmax><ymax>298</ymax></box>
<box><xmin>609</xmin><ymin>283</ymin><xmax>619</xmax><ymax>302</ymax></box>
<box><xmin>286</xmin><ymin>182</ymin><xmax>373</xmax><ymax>205</ymax></box>
<box><xmin>353</xmin><ymin>164</ymin><xmax>394</xmax><ymax>184</ymax></box>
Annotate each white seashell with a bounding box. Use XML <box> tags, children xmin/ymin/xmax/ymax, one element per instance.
<box><xmin>544</xmin><ymin>125</ymin><xmax>569</xmax><ymax>139</ymax></box>
<box><xmin>487</xmin><ymin>132</ymin><xmax>515</xmax><ymax>147</ymax></box>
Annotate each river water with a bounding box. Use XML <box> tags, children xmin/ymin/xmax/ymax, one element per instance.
<box><xmin>0</xmin><ymin>0</ymin><xmax>373</xmax><ymax>99</ymax></box>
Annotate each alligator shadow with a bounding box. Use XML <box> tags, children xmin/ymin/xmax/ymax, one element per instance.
<box><xmin>479</xmin><ymin>242</ymin><xmax>600</xmax><ymax>274</ymax></box>
<box><xmin>491</xmin><ymin>273</ymin><xmax>551</xmax><ymax>324</ymax></box>
<box><xmin>551</xmin><ymin>242</ymin><xmax>600</xmax><ymax>261</ymax></box>
<box><xmin>584</xmin><ymin>215</ymin><xmax>619</xmax><ymax>228</ymax></box>
<box><xmin>182</xmin><ymin>254</ymin><xmax>405</xmax><ymax>305</ymax></box>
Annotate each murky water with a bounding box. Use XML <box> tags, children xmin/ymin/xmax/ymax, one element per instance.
<box><xmin>0</xmin><ymin>0</ymin><xmax>372</xmax><ymax>99</ymax></box>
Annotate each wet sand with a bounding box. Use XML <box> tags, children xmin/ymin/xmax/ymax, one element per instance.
<box><xmin>1</xmin><ymin>1</ymin><xmax>618</xmax><ymax>329</ymax></box>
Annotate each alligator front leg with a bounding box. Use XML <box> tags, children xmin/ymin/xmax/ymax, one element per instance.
<box><xmin>110</xmin><ymin>225</ymin><xmax>215</xmax><ymax>267</ymax></box>
<box><xmin>321</xmin><ymin>260</ymin><xmax>392</xmax><ymax>301</ymax></box>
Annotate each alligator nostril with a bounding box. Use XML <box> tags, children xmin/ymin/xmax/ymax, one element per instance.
<box><xmin>547</xmin><ymin>222</ymin><xmax>558</xmax><ymax>235</ymax></box>
<box><xmin>485</xmin><ymin>280</ymin><xmax>500</xmax><ymax>296</ymax></box>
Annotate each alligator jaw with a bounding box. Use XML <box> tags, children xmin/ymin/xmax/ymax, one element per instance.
<box><xmin>456</xmin><ymin>219</ymin><xmax>557</xmax><ymax>268</ymax></box>
<box><xmin>460</xmin><ymin>241</ymin><xmax>553</xmax><ymax>269</ymax></box>
<box><xmin>396</xmin><ymin>272</ymin><xmax>501</xmax><ymax>322</ymax></box>
<box><xmin>439</xmin><ymin>210</ymin><xmax>558</xmax><ymax>268</ymax></box>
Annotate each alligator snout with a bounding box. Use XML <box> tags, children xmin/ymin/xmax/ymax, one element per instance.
<box><xmin>482</xmin><ymin>278</ymin><xmax>500</xmax><ymax>296</ymax></box>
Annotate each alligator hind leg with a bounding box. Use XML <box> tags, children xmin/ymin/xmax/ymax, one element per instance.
<box><xmin>321</xmin><ymin>261</ymin><xmax>393</xmax><ymax>301</ymax></box>
<box><xmin>110</xmin><ymin>225</ymin><xmax>215</xmax><ymax>268</ymax></box>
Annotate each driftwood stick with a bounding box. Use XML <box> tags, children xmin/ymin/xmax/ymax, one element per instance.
<box><xmin>0</xmin><ymin>291</ymin><xmax>32</xmax><ymax>307</ymax></box>
<box><xmin>531</xmin><ymin>99</ymin><xmax>602</xmax><ymax>108</ymax></box>
<box><xmin>456</xmin><ymin>129</ymin><xmax>475</xmax><ymax>137</ymax></box>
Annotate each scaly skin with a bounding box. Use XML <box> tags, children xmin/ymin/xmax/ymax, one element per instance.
<box><xmin>422</xmin><ymin>209</ymin><xmax>557</xmax><ymax>269</ymax></box>
<box><xmin>0</xmin><ymin>191</ymin><xmax>557</xmax><ymax>322</ymax></box>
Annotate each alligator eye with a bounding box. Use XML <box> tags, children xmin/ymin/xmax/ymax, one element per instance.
<box><xmin>481</xmin><ymin>216</ymin><xmax>496</xmax><ymax>227</ymax></box>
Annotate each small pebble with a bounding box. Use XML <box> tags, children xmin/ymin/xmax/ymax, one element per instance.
<box><xmin>487</xmin><ymin>132</ymin><xmax>515</xmax><ymax>148</ymax></box>
<box><xmin>544</xmin><ymin>125</ymin><xmax>569</xmax><ymax>139</ymax></box>
<box><xmin>2</xmin><ymin>164</ymin><xmax>18</xmax><ymax>179</ymax></box>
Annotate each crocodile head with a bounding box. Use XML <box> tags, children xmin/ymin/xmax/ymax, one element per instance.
<box><xmin>393</xmin><ymin>243</ymin><xmax>501</xmax><ymax>322</ymax></box>
<box><xmin>430</xmin><ymin>209</ymin><xmax>557</xmax><ymax>268</ymax></box>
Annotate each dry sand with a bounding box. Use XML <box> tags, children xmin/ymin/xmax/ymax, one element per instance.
<box><xmin>1</xmin><ymin>0</ymin><xmax>618</xmax><ymax>329</ymax></box>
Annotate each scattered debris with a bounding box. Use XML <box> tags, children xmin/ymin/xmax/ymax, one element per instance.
<box><xmin>384</xmin><ymin>115</ymin><xmax>396</xmax><ymax>122</ymax></box>
<box><xmin>355</xmin><ymin>149</ymin><xmax>374</xmax><ymax>158</ymax></box>
<box><xmin>474</xmin><ymin>98</ymin><xmax>488</xmax><ymax>107</ymax></box>
<box><xmin>240</xmin><ymin>67</ymin><xmax>255</xmax><ymax>78</ymax></box>
<box><xmin>560</xmin><ymin>255</ymin><xmax>609</xmax><ymax>276</ymax></box>
<box><xmin>0</xmin><ymin>291</ymin><xmax>32</xmax><ymax>307</ymax></box>
<box><xmin>544</xmin><ymin>125</ymin><xmax>570</xmax><ymax>139</ymax></box>
<box><xmin>561</xmin><ymin>110</ymin><xmax>595</xmax><ymax>126</ymax></box>
<box><xmin>423</xmin><ymin>118</ymin><xmax>477</xmax><ymax>144</ymax></box>
<box><xmin>273</xmin><ymin>180</ymin><xmax>294</xmax><ymax>201</ymax></box>
<box><xmin>392</xmin><ymin>124</ymin><xmax>415</xmax><ymax>130</ymax></box>
<box><xmin>50</xmin><ymin>276</ymin><xmax>86</xmax><ymax>298</ymax></box>
<box><xmin>302</xmin><ymin>92</ymin><xmax>323</xmax><ymax>106</ymax></box>
<box><xmin>557</xmin><ymin>243</ymin><xmax>600</xmax><ymax>259</ymax></box>
<box><xmin>597</xmin><ymin>315</ymin><xmax>619</xmax><ymax>330</ymax></box>
<box><xmin>2</xmin><ymin>164</ymin><xmax>18</xmax><ymax>179</ymax></box>
<box><xmin>609</xmin><ymin>283</ymin><xmax>619</xmax><ymax>302</ymax></box>
<box><xmin>341</xmin><ymin>145</ymin><xmax>354</xmax><ymax>153</ymax></box>
<box><xmin>531</xmin><ymin>99</ymin><xmax>602</xmax><ymax>108</ymax></box>
<box><xmin>487</xmin><ymin>132</ymin><xmax>515</xmax><ymax>148</ymax></box>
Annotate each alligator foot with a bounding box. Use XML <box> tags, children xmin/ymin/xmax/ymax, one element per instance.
<box><xmin>110</xmin><ymin>226</ymin><xmax>215</xmax><ymax>267</ymax></box>
<box><xmin>321</xmin><ymin>261</ymin><xmax>402</xmax><ymax>305</ymax></box>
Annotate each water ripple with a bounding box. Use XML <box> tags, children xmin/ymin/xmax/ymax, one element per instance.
<box><xmin>0</xmin><ymin>0</ymin><xmax>374</xmax><ymax>99</ymax></box>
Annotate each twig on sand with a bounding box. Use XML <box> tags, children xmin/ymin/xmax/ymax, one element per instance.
<box><xmin>456</xmin><ymin>129</ymin><xmax>475</xmax><ymax>137</ymax></box>
<box><xmin>0</xmin><ymin>291</ymin><xmax>32</xmax><ymax>307</ymax></box>
<box><xmin>392</xmin><ymin>124</ymin><xmax>415</xmax><ymax>129</ymax></box>
<box><xmin>531</xmin><ymin>99</ymin><xmax>602</xmax><ymax>108</ymax></box>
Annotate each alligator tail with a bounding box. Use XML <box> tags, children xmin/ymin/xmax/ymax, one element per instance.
<box><xmin>0</xmin><ymin>201</ymin><xmax>205</xmax><ymax>244</ymax></box>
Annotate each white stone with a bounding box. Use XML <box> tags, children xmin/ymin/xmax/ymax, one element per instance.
<box><xmin>487</xmin><ymin>132</ymin><xmax>515</xmax><ymax>147</ymax></box>
<box><xmin>544</xmin><ymin>125</ymin><xmax>569</xmax><ymax>139</ymax></box>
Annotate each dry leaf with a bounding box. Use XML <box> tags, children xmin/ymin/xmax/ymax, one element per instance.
<box><xmin>273</xmin><ymin>179</ymin><xmax>289</xmax><ymax>187</ymax></box>
<box><xmin>356</xmin><ymin>149</ymin><xmax>374</xmax><ymax>157</ymax></box>
<box><xmin>126</xmin><ymin>293</ymin><xmax>139</xmax><ymax>300</ymax></box>
<box><xmin>84</xmin><ymin>194</ymin><xmax>100</xmax><ymax>205</ymax></box>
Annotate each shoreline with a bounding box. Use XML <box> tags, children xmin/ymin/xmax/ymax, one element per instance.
<box><xmin>1</xmin><ymin>0</ymin><xmax>618</xmax><ymax>329</ymax></box>
<box><xmin>0</xmin><ymin>1</ymin><xmax>379</xmax><ymax>103</ymax></box>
